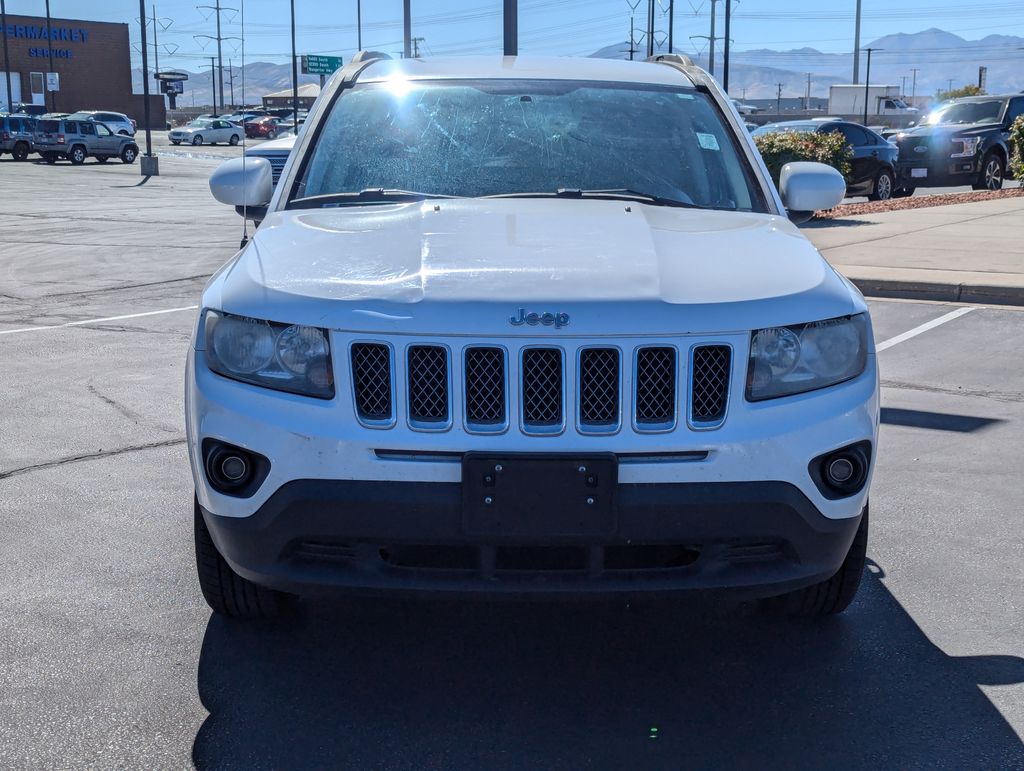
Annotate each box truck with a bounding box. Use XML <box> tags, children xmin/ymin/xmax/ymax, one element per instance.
<box><xmin>829</xmin><ymin>85</ymin><xmax>918</xmax><ymax>116</ymax></box>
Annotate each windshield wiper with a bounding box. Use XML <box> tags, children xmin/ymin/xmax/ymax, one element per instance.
<box><xmin>484</xmin><ymin>188</ymin><xmax>703</xmax><ymax>209</ymax></box>
<box><xmin>289</xmin><ymin>189</ymin><xmax>459</xmax><ymax>209</ymax></box>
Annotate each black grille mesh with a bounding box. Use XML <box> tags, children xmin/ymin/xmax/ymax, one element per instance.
<box><xmin>351</xmin><ymin>343</ymin><xmax>392</xmax><ymax>421</ymax></box>
<box><xmin>691</xmin><ymin>345</ymin><xmax>731</xmax><ymax>423</ymax></box>
<box><xmin>635</xmin><ymin>347</ymin><xmax>676</xmax><ymax>425</ymax></box>
<box><xmin>522</xmin><ymin>348</ymin><xmax>563</xmax><ymax>426</ymax></box>
<box><xmin>579</xmin><ymin>348</ymin><xmax>620</xmax><ymax>426</ymax></box>
<box><xmin>465</xmin><ymin>347</ymin><xmax>505</xmax><ymax>426</ymax></box>
<box><xmin>407</xmin><ymin>346</ymin><xmax>449</xmax><ymax>423</ymax></box>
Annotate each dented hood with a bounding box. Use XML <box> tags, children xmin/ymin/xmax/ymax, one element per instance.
<box><xmin>204</xmin><ymin>198</ymin><xmax>860</xmax><ymax>336</ymax></box>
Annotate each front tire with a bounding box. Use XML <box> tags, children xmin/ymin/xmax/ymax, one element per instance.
<box><xmin>763</xmin><ymin>505</ymin><xmax>868</xmax><ymax>617</ymax></box>
<box><xmin>194</xmin><ymin>498</ymin><xmax>290</xmax><ymax>618</ymax></box>
<box><xmin>229</xmin><ymin>134</ymin><xmax>240</xmax><ymax>146</ymax></box>
<box><xmin>266</xmin><ymin>130</ymin><xmax>277</xmax><ymax>140</ymax></box>
<box><xmin>973</xmin><ymin>152</ymin><xmax>1004</xmax><ymax>191</ymax></box>
<box><xmin>868</xmin><ymin>169</ymin><xmax>895</xmax><ymax>201</ymax></box>
<box><xmin>120</xmin><ymin>145</ymin><xmax>138</xmax><ymax>164</ymax></box>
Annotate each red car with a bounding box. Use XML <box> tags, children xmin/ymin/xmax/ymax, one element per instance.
<box><xmin>244</xmin><ymin>116</ymin><xmax>285</xmax><ymax>139</ymax></box>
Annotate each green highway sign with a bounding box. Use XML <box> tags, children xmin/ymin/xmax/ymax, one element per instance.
<box><xmin>301</xmin><ymin>55</ymin><xmax>343</xmax><ymax>76</ymax></box>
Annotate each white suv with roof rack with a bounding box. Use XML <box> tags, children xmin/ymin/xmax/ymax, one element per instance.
<box><xmin>192</xmin><ymin>52</ymin><xmax>877</xmax><ymax>619</ymax></box>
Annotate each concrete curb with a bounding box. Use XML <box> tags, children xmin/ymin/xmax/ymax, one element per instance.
<box><xmin>850</xmin><ymin>277</ymin><xmax>1024</xmax><ymax>307</ymax></box>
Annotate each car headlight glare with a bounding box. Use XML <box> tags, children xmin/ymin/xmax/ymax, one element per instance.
<box><xmin>951</xmin><ymin>137</ymin><xmax>982</xmax><ymax>158</ymax></box>
<box><xmin>204</xmin><ymin>310</ymin><xmax>334</xmax><ymax>398</ymax></box>
<box><xmin>747</xmin><ymin>314</ymin><xmax>868</xmax><ymax>401</ymax></box>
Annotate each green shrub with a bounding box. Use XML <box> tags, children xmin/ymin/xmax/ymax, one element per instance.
<box><xmin>754</xmin><ymin>130</ymin><xmax>853</xmax><ymax>188</ymax></box>
<box><xmin>1010</xmin><ymin>114</ymin><xmax>1024</xmax><ymax>182</ymax></box>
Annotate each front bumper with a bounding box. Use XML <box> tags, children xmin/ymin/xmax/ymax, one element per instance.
<box><xmin>200</xmin><ymin>479</ymin><xmax>865</xmax><ymax>598</ymax></box>
<box><xmin>896</xmin><ymin>157</ymin><xmax>980</xmax><ymax>187</ymax></box>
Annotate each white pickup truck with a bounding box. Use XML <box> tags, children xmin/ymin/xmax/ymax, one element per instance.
<box><xmin>191</xmin><ymin>52</ymin><xmax>877</xmax><ymax>620</ymax></box>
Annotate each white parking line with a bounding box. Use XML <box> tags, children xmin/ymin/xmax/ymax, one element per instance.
<box><xmin>876</xmin><ymin>307</ymin><xmax>975</xmax><ymax>352</ymax></box>
<box><xmin>0</xmin><ymin>306</ymin><xmax>199</xmax><ymax>336</ymax></box>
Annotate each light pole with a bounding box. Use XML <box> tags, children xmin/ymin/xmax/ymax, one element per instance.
<box><xmin>356</xmin><ymin>0</ymin><xmax>361</xmax><ymax>50</ymax></box>
<box><xmin>403</xmin><ymin>0</ymin><xmax>411</xmax><ymax>58</ymax></box>
<box><xmin>1</xmin><ymin>0</ymin><xmax>12</xmax><ymax>112</ymax></box>
<box><xmin>863</xmin><ymin>47</ymin><xmax>880</xmax><ymax>125</ymax></box>
<box><xmin>852</xmin><ymin>0</ymin><xmax>862</xmax><ymax>84</ymax></box>
<box><xmin>138</xmin><ymin>0</ymin><xmax>157</xmax><ymax>175</ymax></box>
<box><xmin>503</xmin><ymin>0</ymin><xmax>517</xmax><ymax>56</ymax></box>
<box><xmin>44</xmin><ymin>0</ymin><xmax>55</xmax><ymax>110</ymax></box>
<box><xmin>290</xmin><ymin>0</ymin><xmax>298</xmax><ymax>122</ymax></box>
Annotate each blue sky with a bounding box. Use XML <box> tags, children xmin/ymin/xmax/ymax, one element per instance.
<box><xmin>5</xmin><ymin>0</ymin><xmax>1024</xmax><ymax>72</ymax></box>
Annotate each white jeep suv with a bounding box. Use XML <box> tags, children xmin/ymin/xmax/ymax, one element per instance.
<box><xmin>191</xmin><ymin>53</ymin><xmax>877</xmax><ymax>618</ymax></box>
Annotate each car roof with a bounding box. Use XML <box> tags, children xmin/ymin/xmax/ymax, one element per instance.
<box><xmin>357</xmin><ymin>55</ymin><xmax>695</xmax><ymax>88</ymax></box>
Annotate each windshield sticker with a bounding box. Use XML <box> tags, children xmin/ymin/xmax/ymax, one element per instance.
<box><xmin>696</xmin><ymin>132</ymin><xmax>720</xmax><ymax>151</ymax></box>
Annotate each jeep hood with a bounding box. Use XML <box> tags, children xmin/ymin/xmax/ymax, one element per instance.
<box><xmin>204</xmin><ymin>199</ymin><xmax>860</xmax><ymax>336</ymax></box>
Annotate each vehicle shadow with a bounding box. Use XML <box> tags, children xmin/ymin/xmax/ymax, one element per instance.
<box><xmin>192</xmin><ymin>562</ymin><xmax>1024</xmax><ymax>769</ymax></box>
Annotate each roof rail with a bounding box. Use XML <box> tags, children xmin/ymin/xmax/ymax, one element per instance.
<box><xmin>350</xmin><ymin>50</ymin><xmax>393</xmax><ymax>65</ymax></box>
<box><xmin>337</xmin><ymin>50</ymin><xmax>392</xmax><ymax>86</ymax></box>
<box><xmin>647</xmin><ymin>53</ymin><xmax>695</xmax><ymax>67</ymax></box>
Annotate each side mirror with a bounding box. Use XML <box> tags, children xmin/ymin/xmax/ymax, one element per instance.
<box><xmin>209</xmin><ymin>157</ymin><xmax>274</xmax><ymax>219</ymax></box>
<box><xmin>779</xmin><ymin>162</ymin><xmax>847</xmax><ymax>225</ymax></box>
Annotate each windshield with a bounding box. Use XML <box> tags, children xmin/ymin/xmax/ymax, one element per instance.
<box><xmin>189</xmin><ymin>119</ymin><xmax>214</xmax><ymax>128</ymax></box>
<box><xmin>925</xmin><ymin>100</ymin><xmax>1005</xmax><ymax>126</ymax></box>
<box><xmin>295</xmin><ymin>78</ymin><xmax>765</xmax><ymax>212</ymax></box>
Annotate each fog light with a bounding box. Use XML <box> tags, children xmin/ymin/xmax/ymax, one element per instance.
<box><xmin>809</xmin><ymin>441</ymin><xmax>872</xmax><ymax>500</ymax></box>
<box><xmin>202</xmin><ymin>439</ymin><xmax>270</xmax><ymax>498</ymax></box>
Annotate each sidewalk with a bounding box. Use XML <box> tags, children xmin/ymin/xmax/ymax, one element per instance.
<box><xmin>803</xmin><ymin>195</ymin><xmax>1024</xmax><ymax>306</ymax></box>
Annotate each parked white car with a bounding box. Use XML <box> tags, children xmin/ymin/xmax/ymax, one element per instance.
<box><xmin>169</xmin><ymin>118</ymin><xmax>242</xmax><ymax>146</ymax></box>
<box><xmin>67</xmin><ymin>110</ymin><xmax>136</xmax><ymax>136</ymax></box>
<box><xmin>194</xmin><ymin>53</ymin><xmax>875</xmax><ymax>620</ymax></box>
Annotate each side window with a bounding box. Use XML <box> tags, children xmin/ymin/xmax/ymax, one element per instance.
<box><xmin>884</xmin><ymin>100</ymin><xmax>896</xmax><ymax>109</ymax></box>
<box><xmin>99</xmin><ymin>113</ymin><xmax>116</xmax><ymax>122</ymax></box>
<box><xmin>10</xmin><ymin>118</ymin><xmax>20</xmax><ymax>132</ymax></box>
<box><xmin>96</xmin><ymin>124</ymin><xmax>112</xmax><ymax>137</ymax></box>
<box><xmin>64</xmin><ymin>121</ymin><xmax>78</xmax><ymax>134</ymax></box>
<box><xmin>1007</xmin><ymin>98</ymin><xmax>1024</xmax><ymax>125</ymax></box>
<box><xmin>837</xmin><ymin>124</ymin><xmax>868</xmax><ymax>148</ymax></box>
<box><xmin>79</xmin><ymin>122</ymin><xmax>96</xmax><ymax>136</ymax></box>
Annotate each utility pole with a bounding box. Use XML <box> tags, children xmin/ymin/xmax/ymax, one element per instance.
<box><xmin>863</xmin><ymin>47</ymin><xmax>878</xmax><ymax>125</ymax></box>
<box><xmin>356</xmin><ymin>0</ymin><xmax>361</xmax><ymax>50</ymax></box>
<box><xmin>411</xmin><ymin>36</ymin><xmax>424</xmax><ymax>58</ymax></box>
<box><xmin>290</xmin><ymin>0</ymin><xmax>298</xmax><ymax>121</ymax></box>
<box><xmin>403</xmin><ymin>0</ymin><xmax>412</xmax><ymax>58</ymax></box>
<box><xmin>805</xmin><ymin>72</ymin><xmax>812</xmax><ymax>110</ymax></box>
<box><xmin>708</xmin><ymin>0</ymin><xmax>717</xmax><ymax>76</ymax></box>
<box><xmin>776</xmin><ymin>82</ymin><xmax>783</xmax><ymax>116</ymax></box>
<box><xmin>227</xmin><ymin>58</ymin><xmax>236</xmax><ymax>108</ymax></box>
<box><xmin>208</xmin><ymin>55</ymin><xmax>216</xmax><ymax>114</ymax></box>
<box><xmin>196</xmin><ymin>1</ymin><xmax>237</xmax><ymax>115</ymax></box>
<box><xmin>667</xmin><ymin>0</ymin><xmax>674</xmax><ymax>54</ymax></box>
<box><xmin>646</xmin><ymin>0</ymin><xmax>655</xmax><ymax>59</ymax></box>
<box><xmin>853</xmin><ymin>0</ymin><xmax>862</xmax><ymax>84</ymax></box>
<box><xmin>723</xmin><ymin>0</ymin><xmax>732</xmax><ymax>91</ymax></box>
<box><xmin>1</xmin><ymin>0</ymin><xmax>13</xmax><ymax>113</ymax></box>
<box><xmin>44</xmin><ymin>0</ymin><xmax>55</xmax><ymax>110</ymax></box>
<box><xmin>900</xmin><ymin>74</ymin><xmax>907</xmax><ymax>98</ymax></box>
<box><xmin>947</xmin><ymin>77</ymin><xmax>953</xmax><ymax>94</ymax></box>
<box><xmin>503</xmin><ymin>0</ymin><xmax>516</xmax><ymax>56</ymax></box>
<box><xmin>910</xmin><ymin>67</ymin><xmax>919</xmax><ymax>106</ymax></box>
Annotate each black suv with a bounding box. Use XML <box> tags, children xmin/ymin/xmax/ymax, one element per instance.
<box><xmin>892</xmin><ymin>94</ymin><xmax>1024</xmax><ymax>194</ymax></box>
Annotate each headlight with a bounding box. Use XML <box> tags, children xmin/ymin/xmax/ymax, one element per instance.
<box><xmin>747</xmin><ymin>314</ymin><xmax>868</xmax><ymax>401</ymax></box>
<box><xmin>203</xmin><ymin>310</ymin><xmax>334</xmax><ymax>398</ymax></box>
<box><xmin>951</xmin><ymin>137</ymin><xmax>982</xmax><ymax>158</ymax></box>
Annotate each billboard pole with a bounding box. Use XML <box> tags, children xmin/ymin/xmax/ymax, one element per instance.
<box><xmin>1</xmin><ymin>0</ymin><xmax>13</xmax><ymax>112</ymax></box>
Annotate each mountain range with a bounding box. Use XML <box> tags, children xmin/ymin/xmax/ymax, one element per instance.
<box><xmin>135</xmin><ymin>28</ymin><xmax>1024</xmax><ymax>108</ymax></box>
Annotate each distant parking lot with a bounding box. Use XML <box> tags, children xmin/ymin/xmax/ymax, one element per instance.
<box><xmin>0</xmin><ymin>157</ymin><xmax>1021</xmax><ymax>766</ymax></box>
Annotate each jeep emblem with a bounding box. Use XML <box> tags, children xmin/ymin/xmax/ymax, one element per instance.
<box><xmin>509</xmin><ymin>308</ymin><xmax>570</xmax><ymax>329</ymax></box>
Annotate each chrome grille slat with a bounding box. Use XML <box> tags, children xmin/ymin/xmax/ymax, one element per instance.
<box><xmin>690</xmin><ymin>345</ymin><xmax>731</xmax><ymax>427</ymax></box>
<box><xmin>521</xmin><ymin>348</ymin><xmax>563</xmax><ymax>430</ymax></box>
<box><xmin>351</xmin><ymin>343</ymin><xmax>392</xmax><ymax>423</ymax></box>
<box><xmin>579</xmin><ymin>348</ymin><xmax>620</xmax><ymax>430</ymax></box>
<box><xmin>634</xmin><ymin>347</ymin><xmax>676</xmax><ymax>429</ymax></box>
<box><xmin>465</xmin><ymin>347</ymin><xmax>506</xmax><ymax>429</ymax></box>
<box><xmin>407</xmin><ymin>345</ymin><xmax>449</xmax><ymax>425</ymax></box>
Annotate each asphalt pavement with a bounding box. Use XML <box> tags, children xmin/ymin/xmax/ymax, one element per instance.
<box><xmin>1</xmin><ymin>155</ymin><xmax>1022</xmax><ymax>768</ymax></box>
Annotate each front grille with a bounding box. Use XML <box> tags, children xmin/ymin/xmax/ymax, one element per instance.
<box><xmin>635</xmin><ymin>347</ymin><xmax>676</xmax><ymax>427</ymax></box>
<box><xmin>521</xmin><ymin>348</ymin><xmax>563</xmax><ymax>429</ymax></box>
<box><xmin>407</xmin><ymin>345</ymin><xmax>449</xmax><ymax>425</ymax></box>
<box><xmin>465</xmin><ymin>347</ymin><xmax>506</xmax><ymax>428</ymax></box>
<box><xmin>351</xmin><ymin>343</ymin><xmax>392</xmax><ymax>422</ymax></box>
<box><xmin>691</xmin><ymin>345</ymin><xmax>731</xmax><ymax>425</ymax></box>
<box><xmin>267</xmin><ymin>155</ymin><xmax>287</xmax><ymax>184</ymax></box>
<box><xmin>579</xmin><ymin>348</ymin><xmax>620</xmax><ymax>428</ymax></box>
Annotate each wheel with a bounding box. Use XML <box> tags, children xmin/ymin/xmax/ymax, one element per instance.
<box><xmin>868</xmin><ymin>169</ymin><xmax>894</xmax><ymax>201</ymax></box>
<box><xmin>229</xmin><ymin>134</ymin><xmax>240</xmax><ymax>146</ymax></box>
<box><xmin>763</xmin><ymin>505</ymin><xmax>868</xmax><ymax>617</ymax></box>
<box><xmin>44</xmin><ymin>153</ymin><xmax>57</xmax><ymax>164</ymax></box>
<box><xmin>96</xmin><ymin>155</ymin><xmax>109</xmax><ymax>163</ymax></box>
<box><xmin>120</xmin><ymin>145</ymin><xmax>138</xmax><ymax>164</ymax></box>
<box><xmin>892</xmin><ymin>186</ymin><xmax>915</xmax><ymax>199</ymax></box>
<box><xmin>194</xmin><ymin>497</ymin><xmax>290</xmax><ymax>618</ymax></box>
<box><xmin>171</xmin><ymin>140</ymin><xmax>180</xmax><ymax>146</ymax></box>
<box><xmin>973</xmin><ymin>152</ymin><xmax>1004</xmax><ymax>191</ymax></box>
<box><xmin>12</xmin><ymin>142</ymin><xmax>29</xmax><ymax>162</ymax></box>
<box><xmin>192</xmin><ymin>135</ymin><xmax>203</xmax><ymax>145</ymax></box>
<box><xmin>69</xmin><ymin>145</ymin><xmax>86</xmax><ymax>165</ymax></box>
<box><xmin>266</xmin><ymin>130</ymin><xmax>277</xmax><ymax>140</ymax></box>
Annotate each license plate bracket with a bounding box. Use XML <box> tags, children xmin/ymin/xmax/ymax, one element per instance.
<box><xmin>462</xmin><ymin>453</ymin><xmax>618</xmax><ymax>537</ymax></box>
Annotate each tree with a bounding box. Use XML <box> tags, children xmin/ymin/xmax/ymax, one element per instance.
<box><xmin>936</xmin><ymin>84</ymin><xmax>985</xmax><ymax>102</ymax></box>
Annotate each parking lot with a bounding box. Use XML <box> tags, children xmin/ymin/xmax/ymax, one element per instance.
<box><xmin>1</xmin><ymin>154</ymin><xmax>1022</xmax><ymax>768</ymax></box>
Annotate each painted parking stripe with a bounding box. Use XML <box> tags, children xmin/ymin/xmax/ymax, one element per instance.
<box><xmin>876</xmin><ymin>307</ymin><xmax>975</xmax><ymax>352</ymax></box>
<box><xmin>0</xmin><ymin>306</ymin><xmax>198</xmax><ymax>336</ymax></box>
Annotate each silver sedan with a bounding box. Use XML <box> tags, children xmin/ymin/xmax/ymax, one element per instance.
<box><xmin>168</xmin><ymin>118</ymin><xmax>242</xmax><ymax>146</ymax></box>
